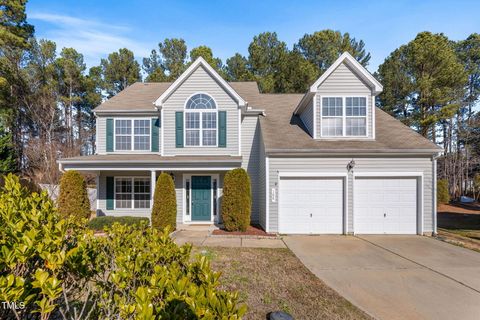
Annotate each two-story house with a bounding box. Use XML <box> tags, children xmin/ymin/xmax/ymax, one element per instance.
<box><xmin>58</xmin><ymin>52</ymin><xmax>441</xmax><ymax>235</ymax></box>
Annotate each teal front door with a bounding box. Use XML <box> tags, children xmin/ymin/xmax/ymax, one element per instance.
<box><xmin>191</xmin><ymin>176</ymin><xmax>212</xmax><ymax>221</ymax></box>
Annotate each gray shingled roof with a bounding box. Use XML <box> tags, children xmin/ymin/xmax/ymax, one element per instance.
<box><xmin>92</xmin><ymin>81</ymin><xmax>441</xmax><ymax>153</ymax></box>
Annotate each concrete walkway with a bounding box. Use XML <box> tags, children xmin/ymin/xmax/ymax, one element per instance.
<box><xmin>284</xmin><ymin>235</ymin><xmax>480</xmax><ymax>320</ymax></box>
<box><xmin>171</xmin><ymin>229</ymin><xmax>286</xmax><ymax>248</ymax></box>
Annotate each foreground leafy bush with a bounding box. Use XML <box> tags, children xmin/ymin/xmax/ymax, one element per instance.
<box><xmin>437</xmin><ymin>178</ymin><xmax>450</xmax><ymax>204</ymax></box>
<box><xmin>151</xmin><ymin>172</ymin><xmax>177</xmax><ymax>230</ymax></box>
<box><xmin>0</xmin><ymin>173</ymin><xmax>89</xmax><ymax>319</ymax></box>
<box><xmin>222</xmin><ymin>168</ymin><xmax>252</xmax><ymax>232</ymax></box>
<box><xmin>57</xmin><ymin>170</ymin><xmax>91</xmax><ymax>220</ymax></box>
<box><xmin>0</xmin><ymin>174</ymin><xmax>246</xmax><ymax>319</ymax></box>
<box><xmin>87</xmin><ymin>215</ymin><xmax>149</xmax><ymax>231</ymax></box>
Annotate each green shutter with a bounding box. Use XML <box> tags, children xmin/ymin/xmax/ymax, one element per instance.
<box><xmin>106</xmin><ymin>118</ymin><xmax>114</xmax><ymax>152</ymax></box>
<box><xmin>218</xmin><ymin>111</ymin><xmax>227</xmax><ymax>148</ymax></box>
<box><xmin>151</xmin><ymin>118</ymin><xmax>159</xmax><ymax>152</ymax></box>
<box><xmin>106</xmin><ymin>176</ymin><xmax>114</xmax><ymax>210</ymax></box>
<box><xmin>175</xmin><ymin>111</ymin><xmax>184</xmax><ymax>148</ymax></box>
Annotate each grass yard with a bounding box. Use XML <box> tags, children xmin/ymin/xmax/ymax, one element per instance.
<box><xmin>437</xmin><ymin>203</ymin><xmax>480</xmax><ymax>252</ymax></box>
<box><xmin>193</xmin><ymin>247</ymin><xmax>370</xmax><ymax>320</ymax></box>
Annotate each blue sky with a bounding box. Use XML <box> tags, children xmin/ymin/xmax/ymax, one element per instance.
<box><xmin>27</xmin><ymin>0</ymin><xmax>480</xmax><ymax>73</ymax></box>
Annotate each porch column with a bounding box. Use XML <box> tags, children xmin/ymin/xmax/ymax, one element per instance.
<box><xmin>151</xmin><ymin>170</ymin><xmax>157</xmax><ymax>204</ymax></box>
<box><xmin>95</xmin><ymin>172</ymin><xmax>100</xmax><ymax>216</ymax></box>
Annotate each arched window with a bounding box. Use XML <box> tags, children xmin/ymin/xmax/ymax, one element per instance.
<box><xmin>185</xmin><ymin>93</ymin><xmax>217</xmax><ymax>146</ymax></box>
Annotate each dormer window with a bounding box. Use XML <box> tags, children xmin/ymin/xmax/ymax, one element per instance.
<box><xmin>185</xmin><ymin>93</ymin><xmax>217</xmax><ymax>146</ymax></box>
<box><xmin>321</xmin><ymin>96</ymin><xmax>367</xmax><ymax>137</ymax></box>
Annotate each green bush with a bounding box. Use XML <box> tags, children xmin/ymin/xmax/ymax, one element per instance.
<box><xmin>87</xmin><ymin>216</ymin><xmax>149</xmax><ymax>231</ymax></box>
<box><xmin>0</xmin><ymin>174</ymin><xmax>247</xmax><ymax>319</ymax></box>
<box><xmin>437</xmin><ymin>178</ymin><xmax>450</xmax><ymax>204</ymax></box>
<box><xmin>151</xmin><ymin>172</ymin><xmax>176</xmax><ymax>230</ymax></box>
<box><xmin>57</xmin><ymin>170</ymin><xmax>91</xmax><ymax>220</ymax></box>
<box><xmin>0</xmin><ymin>173</ymin><xmax>88</xmax><ymax>319</ymax></box>
<box><xmin>221</xmin><ymin>168</ymin><xmax>252</xmax><ymax>232</ymax></box>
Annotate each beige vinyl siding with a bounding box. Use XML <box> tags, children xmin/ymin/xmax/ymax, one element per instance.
<box><xmin>162</xmin><ymin>65</ymin><xmax>239</xmax><ymax>155</ymax></box>
<box><xmin>97</xmin><ymin>117</ymin><xmax>106</xmax><ymax>154</ymax></box>
<box><xmin>257</xmin><ymin>128</ymin><xmax>267</xmax><ymax>229</ymax></box>
<box><xmin>96</xmin><ymin>115</ymin><xmax>161</xmax><ymax>155</ymax></box>
<box><xmin>174</xmin><ymin>172</ymin><xmax>183</xmax><ymax>225</ymax></box>
<box><xmin>241</xmin><ymin>115</ymin><xmax>261</xmax><ymax>223</ymax></box>
<box><xmin>315</xmin><ymin>62</ymin><xmax>373</xmax><ymax>139</ymax></box>
<box><xmin>98</xmin><ymin>171</ymin><xmax>151</xmax><ymax>218</ymax></box>
<box><xmin>299</xmin><ymin>98</ymin><xmax>314</xmax><ymax>137</ymax></box>
<box><xmin>268</xmin><ymin>156</ymin><xmax>434</xmax><ymax>233</ymax></box>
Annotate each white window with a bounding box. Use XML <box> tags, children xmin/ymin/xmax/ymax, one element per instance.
<box><xmin>346</xmin><ymin>97</ymin><xmax>367</xmax><ymax>136</ymax></box>
<box><xmin>115</xmin><ymin>177</ymin><xmax>150</xmax><ymax>209</ymax></box>
<box><xmin>115</xmin><ymin>119</ymin><xmax>150</xmax><ymax>151</ymax></box>
<box><xmin>185</xmin><ymin>93</ymin><xmax>217</xmax><ymax>146</ymax></box>
<box><xmin>322</xmin><ymin>97</ymin><xmax>343</xmax><ymax>136</ymax></box>
<box><xmin>321</xmin><ymin>96</ymin><xmax>367</xmax><ymax>137</ymax></box>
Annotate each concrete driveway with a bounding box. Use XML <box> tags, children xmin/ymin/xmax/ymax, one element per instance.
<box><xmin>284</xmin><ymin>235</ymin><xmax>480</xmax><ymax>320</ymax></box>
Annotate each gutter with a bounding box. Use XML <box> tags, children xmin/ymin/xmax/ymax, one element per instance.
<box><xmin>265</xmin><ymin>148</ymin><xmax>443</xmax><ymax>156</ymax></box>
<box><xmin>57</xmin><ymin>158</ymin><xmax>243</xmax><ymax>164</ymax></box>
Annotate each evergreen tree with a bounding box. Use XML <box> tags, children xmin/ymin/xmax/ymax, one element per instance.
<box><xmin>295</xmin><ymin>29</ymin><xmax>370</xmax><ymax>73</ymax></box>
<box><xmin>100</xmin><ymin>48</ymin><xmax>141</xmax><ymax>97</ymax></box>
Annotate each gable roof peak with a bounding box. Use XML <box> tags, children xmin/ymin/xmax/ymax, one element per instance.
<box><xmin>293</xmin><ymin>52</ymin><xmax>383</xmax><ymax>115</ymax></box>
<box><xmin>310</xmin><ymin>51</ymin><xmax>383</xmax><ymax>94</ymax></box>
<box><xmin>154</xmin><ymin>56</ymin><xmax>246</xmax><ymax>107</ymax></box>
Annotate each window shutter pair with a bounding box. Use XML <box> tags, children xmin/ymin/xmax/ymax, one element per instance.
<box><xmin>174</xmin><ymin>111</ymin><xmax>227</xmax><ymax>148</ymax></box>
<box><xmin>106</xmin><ymin>118</ymin><xmax>160</xmax><ymax>152</ymax></box>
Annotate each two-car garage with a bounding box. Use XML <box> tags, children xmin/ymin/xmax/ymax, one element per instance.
<box><xmin>277</xmin><ymin>173</ymin><xmax>421</xmax><ymax>235</ymax></box>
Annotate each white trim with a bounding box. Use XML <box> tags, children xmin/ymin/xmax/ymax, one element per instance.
<box><xmin>278</xmin><ymin>172</ymin><xmax>348</xmax><ymax>177</ymax></box>
<box><xmin>265</xmin><ymin>156</ymin><xmax>270</xmax><ymax>232</ymax></box>
<box><xmin>319</xmin><ymin>95</ymin><xmax>369</xmax><ymax>138</ymax></box>
<box><xmin>182</xmin><ymin>173</ymin><xmax>220</xmax><ymax>224</ymax></box>
<box><xmin>238</xmin><ymin>108</ymin><xmax>242</xmax><ymax>156</ymax></box>
<box><xmin>312</xmin><ymin>95</ymin><xmax>317</xmax><ymax>139</ymax></box>
<box><xmin>353</xmin><ymin>172</ymin><xmax>424</xmax><ymax>235</ymax></box>
<box><xmin>354</xmin><ymin>172</ymin><xmax>423</xmax><ymax>177</ymax></box>
<box><xmin>113</xmin><ymin>176</ymin><xmax>152</xmax><ymax>210</ymax></box>
<box><xmin>113</xmin><ymin>118</ymin><xmax>152</xmax><ymax>152</ymax></box>
<box><xmin>160</xmin><ymin>109</ymin><xmax>164</xmax><ymax>156</ymax></box>
<box><xmin>155</xmin><ymin>57</ymin><xmax>245</xmax><ymax>107</ymax></box>
<box><xmin>95</xmin><ymin>173</ymin><xmax>100</xmax><ymax>214</ymax></box>
<box><xmin>372</xmin><ymin>95</ymin><xmax>376</xmax><ymax>139</ymax></box>
<box><xmin>433</xmin><ymin>157</ymin><xmax>437</xmax><ymax>234</ymax></box>
<box><xmin>65</xmin><ymin>167</ymin><xmax>236</xmax><ymax>171</ymax></box>
<box><xmin>277</xmin><ymin>173</ymin><xmax>348</xmax><ymax>235</ymax></box>
<box><xmin>309</xmin><ymin>52</ymin><xmax>383</xmax><ymax>94</ymax></box>
<box><xmin>150</xmin><ymin>170</ymin><xmax>156</xmax><ymax>205</ymax></box>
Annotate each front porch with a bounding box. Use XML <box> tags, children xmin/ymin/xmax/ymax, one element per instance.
<box><xmin>58</xmin><ymin>154</ymin><xmax>242</xmax><ymax>225</ymax></box>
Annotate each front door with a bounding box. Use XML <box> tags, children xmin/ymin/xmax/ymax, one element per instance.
<box><xmin>191</xmin><ymin>176</ymin><xmax>212</xmax><ymax>221</ymax></box>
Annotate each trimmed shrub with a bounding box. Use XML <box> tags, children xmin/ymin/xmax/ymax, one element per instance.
<box><xmin>437</xmin><ymin>178</ymin><xmax>450</xmax><ymax>204</ymax></box>
<box><xmin>221</xmin><ymin>168</ymin><xmax>251</xmax><ymax>232</ymax></box>
<box><xmin>0</xmin><ymin>174</ymin><xmax>247</xmax><ymax>319</ymax></box>
<box><xmin>151</xmin><ymin>172</ymin><xmax>176</xmax><ymax>230</ymax></box>
<box><xmin>87</xmin><ymin>216</ymin><xmax>149</xmax><ymax>231</ymax></box>
<box><xmin>57</xmin><ymin>170</ymin><xmax>91</xmax><ymax>220</ymax></box>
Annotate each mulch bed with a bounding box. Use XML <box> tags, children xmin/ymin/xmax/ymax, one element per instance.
<box><xmin>212</xmin><ymin>225</ymin><xmax>276</xmax><ymax>237</ymax></box>
<box><xmin>438</xmin><ymin>203</ymin><xmax>480</xmax><ymax>215</ymax></box>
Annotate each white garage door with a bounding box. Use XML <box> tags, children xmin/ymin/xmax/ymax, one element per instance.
<box><xmin>355</xmin><ymin>178</ymin><xmax>417</xmax><ymax>234</ymax></box>
<box><xmin>279</xmin><ymin>177</ymin><xmax>344</xmax><ymax>234</ymax></box>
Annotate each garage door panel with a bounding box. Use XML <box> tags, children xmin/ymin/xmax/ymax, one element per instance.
<box><xmin>355</xmin><ymin>178</ymin><xmax>417</xmax><ymax>234</ymax></box>
<box><xmin>279</xmin><ymin>178</ymin><xmax>344</xmax><ymax>234</ymax></box>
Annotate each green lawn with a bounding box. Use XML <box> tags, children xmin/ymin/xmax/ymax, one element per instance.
<box><xmin>193</xmin><ymin>247</ymin><xmax>371</xmax><ymax>320</ymax></box>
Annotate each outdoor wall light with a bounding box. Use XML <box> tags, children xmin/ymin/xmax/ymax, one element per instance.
<box><xmin>347</xmin><ymin>159</ymin><xmax>356</xmax><ymax>172</ymax></box>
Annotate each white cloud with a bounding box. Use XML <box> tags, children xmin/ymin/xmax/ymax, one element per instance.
<box><xmin>29</xmin><ymin>12</ymin><xmax>151</xmax><ymax>67</ymax></box>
